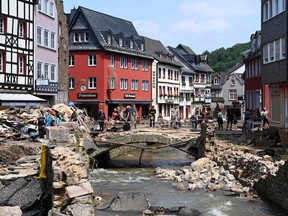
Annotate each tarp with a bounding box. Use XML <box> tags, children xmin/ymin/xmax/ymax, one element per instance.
<box><xmin>0</xmin><ymin>93</ymin><xmax>48</xmax><ymax>106</ymax></box>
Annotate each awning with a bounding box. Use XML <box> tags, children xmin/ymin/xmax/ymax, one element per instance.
<box><xmin>0</xmin><ymin>93</ymin><xmax>48</xmax><ymax>106</ymax></box>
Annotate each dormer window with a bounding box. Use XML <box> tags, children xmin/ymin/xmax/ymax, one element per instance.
<box><xmin>130</xmin><ymin>40</ymin><xmax>134</xmax><ymax>49</ymax></box>
<box><xmin>119</xmin><ymin>37</ymin><xmax>123</xmax><ymax>47</ymax></box>
<box><xmin>213</xmin><ymin>77</ymin><xmax>219</xmax><ymax>85</ymax></box>
<box><xmin>107</xmin><ymin>35</ymin><xmax>112</xmax><ymax>44</ymax></box>
<box><xmin>140</xmin><ymin>42</ymin><xmax>144</xmax><ymax>51</ymax></box>
<box><xmin>231</xmin><ymin>76</ymin><xmax>235</xmax><ymax>86</ymax></box>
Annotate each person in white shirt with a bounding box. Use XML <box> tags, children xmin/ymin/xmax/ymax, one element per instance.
<box><xmin>261</xmin><ymin>107</ymin><xmax>269</xmax><ymax>127</ymax></box>
<box><xmin>217</xmin><ymin>109</ymin><xmax>224</xmax><ymax>130</ymax></box>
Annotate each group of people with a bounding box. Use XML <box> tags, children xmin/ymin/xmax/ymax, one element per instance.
<box><xmin>213</xmin><ymin>104</ymin><xmax>237</xmax><ymax>131</ymax></box>
<box><xmin>36</xmin><ymin>109</ymin><xmax>62</xmax><ymax>138</ymax></box>
<box><xmin>97</xmin><ymin>105</ymin><xmax>139</xmax><ymax>132</ymax></box>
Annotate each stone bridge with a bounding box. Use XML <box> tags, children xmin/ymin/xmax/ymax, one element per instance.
<box><xmin>82</xmin><ymin>128</ymin><xmax>208</xmax><ymax>166</ymax></box>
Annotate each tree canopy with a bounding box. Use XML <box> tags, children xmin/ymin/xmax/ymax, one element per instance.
<box><xmin>203</xmin><ymin>42</ymin><xmax>250</xmax><ymax>74</ymax></box>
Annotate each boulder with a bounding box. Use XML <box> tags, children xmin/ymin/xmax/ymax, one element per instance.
<box><xmin>46</xmin><ymin>126</ymin><xmax>69</xmax><ymax>144</ymax></box>
<box><xmin>0</xmin><ymin>178</ymin><xmax>28</xmax><ymax>205</ymax></box>
<box><xmin>0</xmin><ymin>206</ymin><xmax>22</xmax><ymax>216</ymax></box>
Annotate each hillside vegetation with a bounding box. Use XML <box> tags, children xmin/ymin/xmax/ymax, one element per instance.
<box><xmin>203</xmin><ymin>42</ymin><xmax>250</xmax><ymax>73</ymax></box>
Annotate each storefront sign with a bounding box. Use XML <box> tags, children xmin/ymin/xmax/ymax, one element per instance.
<box><xmin>124</xmin><ymin>94</ymin><xmax>136</xmax><ymax>99</ymax></box>
<box><xmin>78</xmin><ymin>93</ymin><xmax>98</xmax><ymax>98</ymax></box>
<box><xmin>36</xmin><ymin>79</ymin><xmax>49</xmax><ymax>86</ymax></box>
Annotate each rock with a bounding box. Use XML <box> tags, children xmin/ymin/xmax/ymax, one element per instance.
<box><xmin>187</xmin><ymin>183</ymin><xmax>197</xmax><ymax>190</ymax></box>
<box><xmin>66</xmin><ymin>203</ymin><xmax>95</xmax><ymax>216</ymax></box>
<box><xmin>0</xmin><ymin>206</ymin><xmax>22</xmax><ymax>216</ymax></box>
<box><xmin>176</xmin><ymin>183</ymin><xmax>185</xmax><ymax>191</ymax></box>
<box><xmin>263</xmin><ymin>155</ymin><xmax>273</xmax><ymax>161</ymax></box>
<box><xmin>191</xmin><ymin>157</ymin><xmax>211</xmax><ymax>170</ymax></box>
<box><xmin>0</xmin><ymin>178</ymin><xmax>28</xmax><ymax>206</ymax></box>
<box><xmin>48</xmin><ymin>209</ymin><xmax>67</xmax><ymax>216</ymax></box>
<box><xmin>178</xmin><ymin>207</ymin><xmax>202</xmax><ymax>216</ymax></box>
<box><xmin>46</xmin><ymin>126</ymin><xmax>70</xmax><ymax>145</ymax></box>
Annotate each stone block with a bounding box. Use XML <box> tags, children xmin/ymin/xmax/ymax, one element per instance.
<box><xmin>60</xmin><ymin>122</ymin><xmax>78</xmax><ymax>131</ymax></box>
<box><xmin>46</xmin><ymin>126</ymin><xmax>69</xmax><ymax>144</ymax></box>
<box><xmin>0</xmin><ymin>206</ymin><xmax>22</xmax><ymax>216</ymax></box>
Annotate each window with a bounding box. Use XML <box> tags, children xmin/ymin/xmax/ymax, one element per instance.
<box><xmin>51</xmin><ymin>64</ymin><xmax>56</xmax><ymax>81</ymax></box>
<box><xmin>201</xmin><ymin>74</ymin><xmax>205</xmax><ymax>83</ymax></box>
<box><xmin>120</xmin><ymin>57</ymin><xmax>128</xmax><ymax>68</ymax></box>
<box><xmin>142</xmin><ymin>80</ymin><xmax>149</xmax><ymax>91</ymax></box>
<box><xmin>131</xmin><ymin>79</ymin><xmax>139</xmax><ymax>90</ymax></box>
<box><xmin>162</xmin><ymin>68</ymin><xmax>165</xmax><ymax>78</ymax></box>
<box><xmin>44</xmin><ymin>30</ymin><xmax>49</xmax><ymax>46</ymax></box>
<box><xmin>0</xmin><ymin>18</ymin><xmax>5</xmax><ymax>34</ymax></box>
<box><xmin>38</xmin><ymin>0</ymin><xmax>42</xmax><ymax>11</ymax></box>
<box><xmin>69</xmin><ymin>55</ymin><xmax>75</xmax><ymax>66</ymax></box>
<box><xmin>18</xmin><ymin>55</ymin><xmax>25</xmax><ymax>74</ymax></box>
<box><xmin>18</xmin><ymin>22</ymin><xmax>25</xmax><ymax>38</ymax></box>
<box><xmin>85</xmin><ymin>32</ymin><xmax>89</xmax><ymax>42</ymax></box>
<box><xmin>73</xmin><ymin>33</ymin><xmax>79</xmax><ymax>42</ymax></box>
<box><xmin>108</xmin><ymin>77</ymin><xmax>116</xmax><ymax>89</ymax></box>
<box><xmin>158</xmin><ymin>68</ymin><xmax>161</xmax><ymax>78</ymax></box>
<box><xmin>181</xmin><ymin>76</ymin><xmax>185</xmax><ymax>85</ymax></box>
<box><xmin>37</xmin><ymin>62</ymin><xmax>42</xmax><ymax>78</ymax></box>
<box><xmin>69</xmin><ymin>78</ymin><xmax>75</xmax><ymax>89</ymax></box>
<box><xmin>37</xmin><ymin>27</ymin><xmax>42</xmax><ymax>45</ymax></box>
<box><xmin>107</xmin><ymin>35</ymin><xmax>112</xmax><ymax>44</ymax></box>
<box><xmin>120</xmin><ymin>78</ymin><xmax>128</xmax><ymax>90</ymax></box>
<box><xmin>269</xmin><ymin>41</ymin><xmax>275</xmax><ymax>61</ymax></box>
<box><xmin>49</xmin><ymin>1</ymin><xmax>54</xmax><ymax>16</ymax></box>
<box><xmin>231</xmin><ymin>76</ymin><xmax>235</xmax><ymax>86</ymax></box>
<box><xmin>51</xmin><ymin>32</ymin><xmax>55</xmax><ymax>48</ymax></box>
<box><xmin>131</xmin><ymin>58</ymin><xmax>138</xmax><ymax>70</ymax></box>
<box><xmin>0</xmin><ymin>51</ymin><xmax>4</xmax><ymax>72</ymax></box>
<box><xmin>263</xmin><ymin>0</ymin><xmax>286</xmax><ymax>22</ymax></box>
<box><xmin>189</xmin><ymin>77</ymin><xmax>193</xmax><ymax>86</ymax></box>
<box><xmin>110</xmin><ymin>55</ymin><xmax>115</xmax><ymax>67</ymax></box>
<box><xmin>263</xmin><ymin>44</ymin><xmax>269</xmax><ymax>63</ymax></box>
<box><xmin>214</xmin><ymin>77</ymin><xmax>220</xmax><ymax>85</ymax></box>
<box><xmin>119</xmin><ymin>37</ymin><xmax>123</xmax><ymax>46</ymax></box>
<box><xmin>229</xmin><ymin>89</ymin><xmax>237</xmax><ymax>100</ymax></box>
<box><xmin>140</xmin><ymin>42</ymin><xmax>144</xmax><ymax>51</ymax></box>
<box><xmin>142</xmin><ymin>60</ymin><xmax>148</xmax><ymax>71</ymax></box>
<box><xmin>130</xmin><ymin>40</ymin><xmax>134</xmax><ymax>49</ymax></box>
<box><xmin>195</xmin><ymin>74</ymin><xmax>199</xmax><ymax>82</ymax></box>
<box><xmin>44</xmin><ymin>63</ymin><xmax>49</xmax><ymax>78</ymax></box>
<box><xmin>281</xmin><ymin>37</ymin><xmax>286</xmax><ymax>58</ymax></box>
<box><xmin>88</xmin><ymin>54</ymin><xmax>96</xmax><ymax>66</ymax></box>
<box><xmin>88</xmin><ymin>77</ymin><xmax>96</xmax><ymax>89</ymax></box>
<box><xmin>44</xmin><ymin>0</ymin><xmax>48</xmax><ymax>13</ymax></box>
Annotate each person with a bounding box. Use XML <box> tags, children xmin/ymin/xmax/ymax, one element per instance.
<box><xmin>149</xmin><ymin>106</ymin><xmax>156</xmax><ymax>128</ymax></box>
<box><xmin>261</xmin><ymin>107</ymin><xmax>269</xmax><ymax>127</ymax></box>
<box><xmin>226</xmin><ymin>105</ymin><xmax>235</xmax><ymax>130</ymax></box>
<box><xmin>36</xmin><ymin>111</ymin><xmax>46</xmax><ymax>138</ymax></box>
<box><xmin>125</xmin><ymin>105</ymin><xmax>131</xmax><ymax>122</ymax></box>
<box><xmin>217</xmin><ymin>109</ymin><xmax>224</xmax><ymax>130</ymax></box>
<box><xmin>190</xmin><ymin>114</ymin><xmax>198</xmax><ymax>130</ymax></box>
<box><xmin>45</xmin><ymin>112</ymin><xmax>52</xmax><ymax>126</ymax></box>
<box><xmin>157</xmin><ymin>113</ymin><xmax>164</xmax><ymax>129</ymax></box>
<box><xmin>55</xmin><ymin>113</ymin><xmax>61</xmax><ymax>126</ymax></box>
<box><xmin>131</xmin><ymin>104</ymin><xmax>138</xmax><ymax>129</ymax></box>
<box><xmin>112</xmin><ymin>108</ymin><xmax>120</xmax><ymax>121</ymax></box>
<box><xmin>97</xmin><ymin>108</ymin><xmax>106</xmax><ymax>132</ymax></box>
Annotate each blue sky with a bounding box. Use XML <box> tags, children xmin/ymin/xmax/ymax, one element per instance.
<box><xmin>63</xmin><ymin>0</ymin><xmax>261</xmax><ymax>54</ymax></box>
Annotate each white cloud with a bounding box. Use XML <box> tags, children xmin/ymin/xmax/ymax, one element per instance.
<box><xmin>133</xmin><ymin>20</ymin><xmax>161</xmax><ymax>37</ymax></box>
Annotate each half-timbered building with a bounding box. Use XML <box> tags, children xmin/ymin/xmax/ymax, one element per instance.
<box><xmin>0</xmin><ymin>0</ymin><xmax>47</xmax><ymax>106</ymax></box>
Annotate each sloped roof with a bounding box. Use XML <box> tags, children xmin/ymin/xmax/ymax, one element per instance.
<box><xmin>220</xmin><ymin>62</ymin><xmax>245</xmax><ymax>85</ymax></box>
<box><xmin>69</xmin><ymin>7</ymin><xmax>152</xmax><ymax>58</ymax></box>
<box><xmin>144</xmin><ymin>37</ymin><xmax>182</xmax><ymax>67</ymax></box>
<box><xmin>168</xmin><ymin>45</ymin><xmax>214</xmax><ymax>73</ymax></box>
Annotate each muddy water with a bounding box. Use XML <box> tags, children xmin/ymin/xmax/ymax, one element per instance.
<box><xmin>90</xmin><ymin>147</ymin><xmax>286</xmax><ymax>215</ymax></box>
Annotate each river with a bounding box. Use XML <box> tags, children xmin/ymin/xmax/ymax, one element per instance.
<box><xmin>90</xmin><ymin>146</ymin><xmax>287</xmax><ymax>216</ymax></box>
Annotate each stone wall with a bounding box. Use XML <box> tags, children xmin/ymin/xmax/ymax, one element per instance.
<box><xmin>254</xmin><ymin>162</ymin><xmax>288</xmax><ymax>211</ymax></box>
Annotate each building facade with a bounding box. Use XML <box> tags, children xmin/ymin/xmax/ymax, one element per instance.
<box><xmin>242</xmin><ymin>31</ymin><xmax>269</xmax><ymax>113</ymax></box>
<box><xmin>67</xmin><ymin>7</ymin><xmax>153</xmax><ymax>119</ymax></box>
<box><xmin>34</xmin><ymin>0</ymin><xmax>58</xmax><ymax>105</ymax></box>
<box><xmin>261</xmin><ymin>0</ymin><xmax>287</xmax><ymax>127</ymax></box>
<box><xmin>167</xmin><ymin>44</ymin><xmax>213</xmax><ymax>117</ymax></box>
<box><xmin>144</xmin><ymin>37</ymin><xmax>182</xmax><ymax>118</ymax></box>
<box><xmin>0</xmin><ymin>0</ymin><xmax>47</xmax><ymax>106</ymax></box>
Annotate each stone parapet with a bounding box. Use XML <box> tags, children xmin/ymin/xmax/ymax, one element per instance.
<box><xmin>46</xmin><ymin>126</ymin><xmax>70</xmax><ymax>145</ymax></box>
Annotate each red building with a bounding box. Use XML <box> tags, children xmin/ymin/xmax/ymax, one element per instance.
<box><xmin>67</xmin><ymin>7</ymin><xmax>153</xmax><ymax>119</ymax></box>
<box><xmin>242</xmin><ymin>31</ymin><xmax>269</xmax><ymax>113</ymax></box>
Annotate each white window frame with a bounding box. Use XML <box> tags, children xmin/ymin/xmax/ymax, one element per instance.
<box><xmin>119</xmin><ymin>37</ymin><xmax>123</xmax><ymax>47</ymax></box>
<box><xmin>131</xmin><ymin>58</ymin><xmax>138</xmax><ymax>70</ymax></box>
<box><xmin>73</xmin><ymin>33</ymin><xmax>79</xmax><ymax>42</ymax></box>
<box><xmin>37</xmin><ymin>27</ymin><xmax>42</xmax><ymax>45</ymax></box>
<box><xmin>37</xmin><ymin>61</ymin><xmax>42</xmax><ymax>78</ymax></box>
<box><xmin>44</xmin><ymin>63</ymin><xmax>49</xmax><ymax>79</ymax></box>
<box><xmin>142</xmin><ymin>60</ymin><xmax>148</xmax><ymax>71</ymax></box>
<box><xmin>107</xmin><ymin>35</ymin><xmax>112</xmax><ymax>44</ymax></box>
<box><xmin>130</xmin><ymin>40</ymin><xmax>134</xmax><ymax>49</ymax></box>
<box><xmin>19</xmin><ymin>22</ymin><xmax>25</xmax><ymax>38</ymax></box>
<box><xmin>229</xmin><ymin>89</ymin><xmax>237</xmax><ymax>100</ymax></box>
<box><xmin>49</xmin><ymin>1</ymin><xmax>54</xmax><ymax>17</ymax></box>
<box><xmin>109</xmin><ymin>77</ymin><xmax>116</xmax><ymax>89</ymax></box>
<box><xmin>140</xmin><ymin>42</ymin><xmax>144</xmax><ymax>51</ymax></box>
<box><xmin>88</xmin><ymin>54</ymin><xmax>96</xmax><ymax>66</ymax></box>
<box><xmin>0</xmin><ymin>52</ymin><xmax>3</xmax><ymax>72</ymax></box>
<box><xmin>38</xmin><ymin>0</ymin><xmax>42</xmax><ymax>11</ymax></box>
<box><xmin>281</xmin><ymin>37</ymin><xmax>286</xmax><ymax>59</ymax></box>
<box><xmin>110</xmin><ymin>55</ymin><xmax>115</xmax><ymax>67</ymax></box>
<box><xmin>142</xmin><ymin>80</ymin><xmax>149</xmax><ymax>91</ymax></box>
<box><xmin>120</xmin><ymin>57</ymin><xmax>128</xmax><ymax>69</ymax></box>
<box><xmin>51</xmin><ymin>32</ymin><xmax>55</xmax><ymax>49</ymax></box>
<box><xmin>18</xmin><ymin>56</ymin><xmax>25</xmax><ymax>74</ymax></box>
<box><xmin>44</xmin><ymin>29</ymin><xmax>49</xmax><ymax>46</ymax></box>
<box><xmin>44</xmin><ymin>0</ymin><xmax>48</xmax><ymax>14</ymax></box>
<box><xmin>131</xmin><ymin>79</ymin><xmax>139</xmax><ymax>90</ymax></box>
<box><xmin>51</xmin><ymin>64</ymin><xmax>56</xmax><ymax>81</ymax></box>
<box><xmin>84</xmin><ymin>32</ymin><xmax>89</xmax><ymax>42</ymax></box>
<box><xmin>120</xmin><ymin>78</ymin><xmax>128</xmax><ymax>90</ymax></box>
<box><xmin>88</xmin><ymin>77</ymin><xmax>96</xmax><ymax>89</ymax></box>
<box><xmin>69</xmin><ymin>77</ymin><xmax>75</xmax><ymax>89</ymax></box>
<box><xmin>69</xmin><ymin>55</ymin><xmax>75</xmax><ymax>66</ymax></box>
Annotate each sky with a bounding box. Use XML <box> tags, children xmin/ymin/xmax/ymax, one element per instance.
<box><xmin>63</xmin><ymin>0</ymin><xmax>261</xmax><ymax>54</ymax></box>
